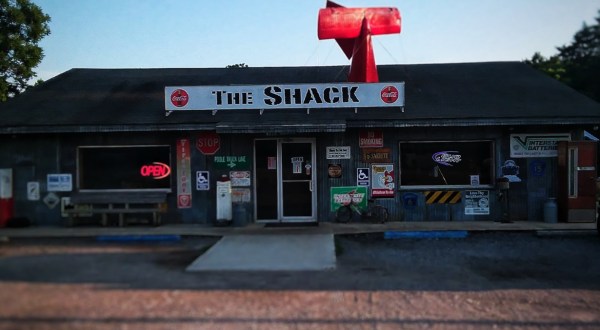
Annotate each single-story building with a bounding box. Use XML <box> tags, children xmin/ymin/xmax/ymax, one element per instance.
<box><xmin>0</xmin><ymin>62</ymin><xmax>599</xmax><ymax>226</ymax></box>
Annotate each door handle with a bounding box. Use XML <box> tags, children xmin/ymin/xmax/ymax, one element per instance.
<box><xmin>309</xmin><ymin>181</ymin><xmax>313</xmax><ymax>192</ymax></box>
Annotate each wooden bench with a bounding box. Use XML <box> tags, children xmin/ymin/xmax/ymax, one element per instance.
<box><xmin>64</xmin><ymin>191</ymin><xmax>168</xmax><ymax>227</ymax></box>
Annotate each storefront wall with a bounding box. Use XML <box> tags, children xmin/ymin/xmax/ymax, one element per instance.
<box><xmin>0</xmin><ymin>126</ymin><xmax>578</xmax><ymax>226</ymax></box>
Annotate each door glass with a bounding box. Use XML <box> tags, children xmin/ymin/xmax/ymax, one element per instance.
<box><xmin>281</xmin><ymin>142</ymin><xmax>313</xmax><ymax>218</ymax></box>
<box><xmin>568</xmin><ymin>147</ymin><xmax>577</xmax><ymax>198</ymax></box>
<box><xmin>255</xmin><ymin>140</ymin><xmax>278</xmax><ymax>220</ymax></box>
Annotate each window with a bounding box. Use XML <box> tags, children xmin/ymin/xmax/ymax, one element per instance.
<box><xmin>399</xmin><ymin>141</ymin><xmax>494</xmax><ymax>187</ymax></box>
<box><xmin>77</xmin><ymin>145</ymin><xmax>171</xmax><ymax>191</ymax></box>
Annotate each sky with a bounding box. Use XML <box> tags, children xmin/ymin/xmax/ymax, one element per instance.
<box><xmin>31</xmin><ymin>0</ymin><xmax>600</xmax><ymax>82</ymax></box>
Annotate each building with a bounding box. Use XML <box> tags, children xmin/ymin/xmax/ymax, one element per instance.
<box><xmin>0</xmin><ymin>62</ymin><xmax>599</xmax><ymax>226</ymax></box>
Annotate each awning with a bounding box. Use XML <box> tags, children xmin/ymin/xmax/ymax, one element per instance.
<box><xmin>215</xmin><ymin>121</ymin><xmax>346</xmax><ymax>133</ymax></box>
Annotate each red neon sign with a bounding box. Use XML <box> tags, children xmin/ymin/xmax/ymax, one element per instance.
<box><xmin>140</xmin><ymin>162</ymin><xmax>171</xmax><ymax>180</ymax></box>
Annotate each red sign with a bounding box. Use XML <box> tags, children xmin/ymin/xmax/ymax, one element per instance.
<box><xmin>170</xmin><ymin>89</ymin><xmax>189</xmax><ymax>107</ymax></box>
<box><xmin>178</xmin><ymin>194</ymin><xmax>191</xmax><ymax>208</ymax></box>
<box><xmin>380</xmin><ymin>86</ymin><xmax>399</xmax><ymax>104</ymax></box>
<box><xmin>359</xmin><ymin>130</ymin><xmax>384</xmax><ymax>148</ymax></box>
<box><xmin>197</xmin><ymin>132</ymin><xmax>221</xmax><ymax>155</ymax></box>
<box><xmin>140</xmin><ymin>162</ymin><xmax>171</xmax><ymax>179</ymax></box>
<box><xmin>177</xmin><ymin>139</ymin><xmax>192</xmax><ymax>209</ymax></box>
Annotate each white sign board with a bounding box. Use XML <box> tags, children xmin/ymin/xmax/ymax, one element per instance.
<box><xmin>27</xmin><ymin>182</ymin><xmax>40</xmax><ymax>201</ymax></box>
<box><xmin>230</xmin><ymin>171</ymin><xmax>251</xmax><ymax>187</ymax></box>
<box><xmin>510</xmin><ymin>133</ymin><xmax>571</xmax><ymax>158</ymax></box>
<box><xmin>464</xmin><ymin>190</ymin><xmax>490</xmax><ymax>215</ymax></box>
<box><xmin>47</xmin><ymin>174</ymin><xmax>72</xmax><ymax>192</ymax></box>
<box><xmin>326</xmin><ymin>146</ymin><xmax>351</xmax><ymax>159</ymax></box>
<box><xmin>165</xmin><ymin>82</ymin><xmax>405</xmax><ymax>111</ymax></box>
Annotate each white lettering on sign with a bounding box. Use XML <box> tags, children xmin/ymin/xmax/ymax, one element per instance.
<box><xmin>165</xmin><ymin>83</ymin><xmax>405</xmax><ymax>111</ymax></box>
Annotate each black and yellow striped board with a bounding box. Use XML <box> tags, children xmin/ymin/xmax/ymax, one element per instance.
<box><xmin>424</xmin><ymin>191</ymin><xmax>461</xmax><ymax>204</ymax></box>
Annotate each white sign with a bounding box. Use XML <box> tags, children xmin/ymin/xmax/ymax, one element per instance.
<box><xmin>165</xmin><ymin>82</ymin><xmax>405</xmax><ymax>111</ymax></box>
<box><xmin>27</xmin><ymin>182</ymin><xmax>40</xmax><ymax>201</ymax></box>
<box><xmin>230</xmin><ymin>171</ymin><xmax>251</xmax><ymax>187</ymax></box>
<box><xmin>510</xmin><ymin>133</ymin><xmax>571</xmax><ymax>158</ymax></box>
<box><xmin>47</xmin><ymin>174</ymin><xmax>72</xmax><ymax>192</ymax></box>
<box><xmin>326</xmin><ymin>146</ymin><xmax>351</xmax><ymax>159</ymax></box>
<box><xmin>196</xmin><ymin>171</ymin><xmax>210</xmax><ymax>191</ymax></box>
<box><xmin>464</xmin><ymin>190</ymin><xmax>490</xmax><ymax>215</ymax></box>
<box><xmin>470</xmin><ymin>175</ymin><xmax>480</xmax><ymax>186</ymax></box>
<box><xmin>232</xmin><ymin>188</ymin><xmax>252</xmax><ymax>203</ymax></box>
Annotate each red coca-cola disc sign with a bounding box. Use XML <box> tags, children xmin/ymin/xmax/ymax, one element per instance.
<box><xmin>171</xmin><ymin>89</ymin><xmax>189</xmax><ymax>107</ymax></box>
<box><xmin>380</xmin><ymin>86</ymin><xmax>399</xmax><ymax>104</ymax></box>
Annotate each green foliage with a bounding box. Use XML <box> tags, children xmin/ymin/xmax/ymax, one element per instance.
<box><xmin>526</xmin><ymin>10</ymin><xmax>600</xmax><ymax>102</ymax></box>
<box><xmin>0</xmin><ymin>0</ymin><xmax>50</xmax><ymax>101</ymax></box>
<box><xmin>226</xmin><ymin>63</ymin><xmax>249</xmax><ymax>68</ymax></box>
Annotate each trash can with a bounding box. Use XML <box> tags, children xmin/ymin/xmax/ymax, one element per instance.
<box><xmin>544</xmin><ymin>198</ymin><xmax>558</xmax><ymax>223</ymax></box>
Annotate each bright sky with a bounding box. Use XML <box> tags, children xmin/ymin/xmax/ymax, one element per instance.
<box><xmin>32</xmin><ymin>0</ymin><xmax>600</xmax><ymax>82</ymax></box>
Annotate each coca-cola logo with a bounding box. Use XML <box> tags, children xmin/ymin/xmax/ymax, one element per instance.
<box><xmin>170</xmin><ymin>89</ymin><xmax>189</xmax><ymax>107</ymax></box>
<box><xmin>380</xmin><ymin>86</ymin><xmax>399</xmax><ymax>104</ymax></box>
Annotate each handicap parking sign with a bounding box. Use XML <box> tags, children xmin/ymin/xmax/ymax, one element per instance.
<box><xmin>196</xmin><ymin>171</ymin><xmax>210</xmax><ymax>191</ymax></box>
<box><xmin>357</xmin><ymin>168</ymin><xmax>370</xmax><ymax>186</ymax></box>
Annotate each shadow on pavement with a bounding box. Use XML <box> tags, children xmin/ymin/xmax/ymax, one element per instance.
<box><xmin>0</xmin><ymin>233</ymin><xmax>599</xmax><ymax>292</ymax></box>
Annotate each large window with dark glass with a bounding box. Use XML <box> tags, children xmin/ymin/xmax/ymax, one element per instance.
<box><xmin>78</xmin><ymin>145</ymin><xmax>172</xmax><ymax>190</ymax></box>
<box><xmin>399</xmin><ymin>141</ymin><xmax>494</xmax><ymax>187</ymax></box>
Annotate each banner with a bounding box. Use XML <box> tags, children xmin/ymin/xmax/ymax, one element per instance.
<box><xmin>177</xmin><ymin>139</ymin><xmax>192</xmax><ymax>208</ymax></box>
<box><xmin>165</xmin><ymin>82</ymin><xmax>404</xmax><ymax>111</ymax></box>
<box><xmin>330</xmin><ymin>186</ymin><xmax>368</xmax><ymax>212</ymax></box>
<box><xmin>510</xmin><ymin>133</ymin><xmax>570</xmax><ymax>158</ymax></box>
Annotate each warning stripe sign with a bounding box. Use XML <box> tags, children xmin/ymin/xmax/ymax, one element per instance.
<box><xmin>424</xmin><ymin>191</ymin><xmax>462</xmax><ymax>204</ymax></box>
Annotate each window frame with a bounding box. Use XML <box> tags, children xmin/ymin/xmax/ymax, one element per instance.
<box><xmin>76</xmin><ymin>144</ymin><xmax>172</xmax><ymax>192</ymax></box>
<box><xmin>398</xmin><ymin>140</ymin><xmax>495</xmax><ymax>190</ymax></box>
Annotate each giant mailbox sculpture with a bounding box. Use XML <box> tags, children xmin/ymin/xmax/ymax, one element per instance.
<box><xmin>318</xmin><ymin>0</ymin><xmax>401</xmax><ymax>83</ymax></box>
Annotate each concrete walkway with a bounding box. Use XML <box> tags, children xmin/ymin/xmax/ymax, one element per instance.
<box><xmin>0</xmin><ymin>221</ymin><xmax>596</xmax><ymax>238</ymax></box>
<box><xmin>186</xmin><ymin>234</ymin><xmax>336</xmax><ymax>271</ymax></box>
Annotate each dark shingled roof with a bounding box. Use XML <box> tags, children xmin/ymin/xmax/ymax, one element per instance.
<box><xmin>1</xmin><ymin>62</ymin><xmax>599</xmax><ymax>133</ymax></box>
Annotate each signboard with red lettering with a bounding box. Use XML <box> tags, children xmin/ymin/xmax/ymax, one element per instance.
<box><xmin>197</xmin><ymin>132</ymin><xmax>221</xmax><ymax>155</ymax></box>
<box><xmin>359</xmin><ymin>130</ymin><xmax>383</xmax><ymax>148</ymax></box>
<box><xmin>177</xmin><ymin>139</ymin><xmax>192</xmax><ymax>208</ymax></box>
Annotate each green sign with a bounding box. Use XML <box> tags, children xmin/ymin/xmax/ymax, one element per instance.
<box><xmin>214</xmin><ymin>156</ymin><xmax>249</xmax><ymax>170</ymax></box>
<box><xmin>330</xmin><ymin>186</ymin><xmax>368</xmax><ymax>212</ymax></box>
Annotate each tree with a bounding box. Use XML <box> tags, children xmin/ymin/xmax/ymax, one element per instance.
<box><xmin>0</xmin><ymin>0</ymin><xmax>50</xmax><ymax>101</ymax></box>
<box><xmin>226</xmin><ymin>63</ymin><xmax>249</xmax><ymax>68</ymax></box>
<box><xmin>526</xmin><ymin>10</ymin><xmax>600</xmax><ymax>102</ymax></box>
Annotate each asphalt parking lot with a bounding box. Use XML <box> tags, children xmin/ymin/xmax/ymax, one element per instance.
<box><xmin>0</xmin><ymin>232</ymin><xmax>599</xmax><ymax>329</ymax></box>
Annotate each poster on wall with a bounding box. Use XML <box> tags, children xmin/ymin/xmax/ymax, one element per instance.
<box><xmin>509</xmin><ymin>133</ymin><xmax>570</xmax><ymax>158</ymax></box>
<box><xmin>371</xmin><ymin>164</ymin><xmax>395</xmax><ymax>198</ymax></box>
<box><xmin>330</xmin><ymin>186</ymin><xmax>368</xmax><ymax>212</ymax></box>
<box><xmin>177</xmin><ymin>139</ymin><xmax>192</xmax><ymax>208</ymax></box>
<box><xmin>464</xmin><ymin>190</ymin><xmax>490</xmax><ymax>215</ymax></box>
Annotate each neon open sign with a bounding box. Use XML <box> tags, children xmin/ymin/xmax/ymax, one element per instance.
<box><xmin>140</xmin><ymin>162</ymin><xmax>171</xmax><ymax>180</ymax></box>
